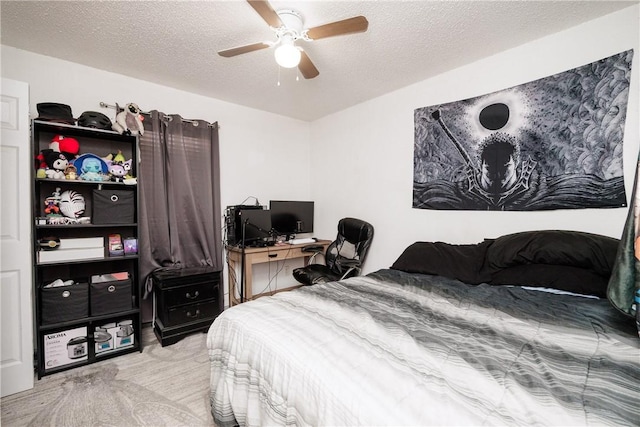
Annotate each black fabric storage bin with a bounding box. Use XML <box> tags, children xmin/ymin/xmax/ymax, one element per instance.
<box><xmin>92</xmin><ymin>189</ymin><xmax>134</xmax><ymax>224</ymax></box>
<box><xmin>90</xmin><ymin>279</ymin><xmax>133</xmax><ymax>316</ymax></box>
<box><xmin>41</xmin><ymin>282</ymin><xmax>89</xmax><ymax>324</ymax></box>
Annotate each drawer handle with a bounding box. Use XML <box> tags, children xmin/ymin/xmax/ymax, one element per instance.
<box><xmin>186</xmin><ymin>309</ymin><xmax>200</xmax><ymax>318</ymax></box>
<box><xmin>185</xmin><ymin>291</ymin><xmax>199</xmax><ymax>299</ymax></box>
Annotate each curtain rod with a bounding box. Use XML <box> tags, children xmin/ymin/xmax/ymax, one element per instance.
<box><xmin>99</xmin><ymin>102</ymin><xmax>218</xmax><ymax>128</ymax></box>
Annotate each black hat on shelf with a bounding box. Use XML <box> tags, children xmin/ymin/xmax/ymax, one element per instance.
<box><xmin>36</xmin><ymin>103</ymin><xmax>76</xmax><ymax>125</ymax></box>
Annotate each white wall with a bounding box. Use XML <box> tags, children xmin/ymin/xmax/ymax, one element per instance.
<box><xmin>310</xmin><ymin>6</ymin><xmax>640</xmax><ymax>275</ymax></box>
<box><xmin>1</xmin><ymin>46</ymin><xmax>313</xmax><ymax>304</ymax></box>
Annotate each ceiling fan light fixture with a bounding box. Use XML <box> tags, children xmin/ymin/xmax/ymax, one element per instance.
<box><xmin>218</xmin><ymin>0</ymin><xmax>369</xmax><ymax>79</ymax></box>
<box><xmin>274</xmin><ymin>42</ymin><xmax>301</xmax><ymax>68</ymax></box>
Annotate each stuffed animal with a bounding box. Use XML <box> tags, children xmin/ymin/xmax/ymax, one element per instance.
<box><xmin>40</xmin><ymin>149</ymin><xmax>69</xmax><ymax>180</ymax></box>
<box><xmin>104</xmin><ymin>150</ymin><xmax>136</xmax><ymax>184</ymax></box>
<box><xmin>112</xmin><ymin>103</ymin><xmax>144</xmax><ymax>136</ymax></box>
<box><xmin>106</xmin><ymin>159</ymin><xmax>132</xmax><ymax>183</ymax></box>
<box><xmin>35</xmin><ymin>135</ymin><xmax>80</xmax><ymax>170</ymax></box>
<box><xmin>79</xmin><ymin>157</ymin><xmax>106</xmax><ymax>181</ymax></box>
<box><xmin>104</xmin><ymin>150</ymin><xmax>126</xmax><ymax>163</ymax></box>
<box><xmin>50</xmin><ymin>135</ymin><xmax>80</xmax><ymax>161</ymax></box>
<box><xmin>74</xmin><ymin>153</ymin><xmax>108</xmax><ymax>182</ymax></box>
<box><xmin>64</xmin><ymin>164</ymin><xmax>78</xmax><ymax>180</ymax></box>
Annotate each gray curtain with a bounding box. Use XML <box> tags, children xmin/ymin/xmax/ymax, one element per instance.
<box><xmin>608</xmin><ymin>152</ymin><xmax>640</xmax><ymax>324</ymax></box>
<box><xmin>138</xmin><ymin>111</ymin><xmax>222</xmax><ymax>321</ymax></box>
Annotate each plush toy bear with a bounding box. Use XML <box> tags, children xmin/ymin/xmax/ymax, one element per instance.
<box><xmin>112</xmin><ymin>103</ymin><xmax>144</xmax><ymax>136</ymax></box>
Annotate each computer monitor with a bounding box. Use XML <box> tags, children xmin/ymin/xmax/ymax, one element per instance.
<box><xmin>269</xmin><ymin>201</ymin><xmax>314</xmax><ymax>236</ymax></box>
<box><xmin>238</xmin><ymin>209</ymin><xmax>272</xmax><ymax>245</ymax></box>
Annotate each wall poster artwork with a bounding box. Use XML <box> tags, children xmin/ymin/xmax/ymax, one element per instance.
<box><xmin>413</xmin><ymin>49</ymin><xmax>633</xmax><ymax>211</ymax></box>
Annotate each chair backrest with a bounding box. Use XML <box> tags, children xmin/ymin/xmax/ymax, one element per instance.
<box><xmin>325</xmin><ymin>217</ymin><xmax>374</xmax><ymax>278</ymax></box>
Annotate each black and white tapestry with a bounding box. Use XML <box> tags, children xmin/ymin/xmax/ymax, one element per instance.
<box><xmin>413</xmin><ymin>50</ymin><xmax>633</xmax><ymax>211</ymax></box>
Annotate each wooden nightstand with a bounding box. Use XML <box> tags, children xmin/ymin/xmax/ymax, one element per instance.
<box><xmin>152</xmin><ymin>266</ymin><xmax>222</xmax><ymax>346</ymax></box>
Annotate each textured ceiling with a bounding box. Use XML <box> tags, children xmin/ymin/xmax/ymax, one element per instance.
<box><xmin>1</xmin><ymin>0</ymin><xmax>637</xmax><ymax>121</ymax></box>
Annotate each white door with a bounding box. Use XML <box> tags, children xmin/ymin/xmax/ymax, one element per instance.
<box><xmin>0</xmin><ymin>78</ymin><xmax>34</xmax><ymax>396</ymax></box>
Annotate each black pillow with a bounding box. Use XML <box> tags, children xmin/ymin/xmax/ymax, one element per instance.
<box><xmin>490</xmin><ymin>264</ymin><xmax>609</xmax><ymax>297</ymax></box>
<box><xmin>485</xmin><ymin>230</ymin><xmax>619</xmax><ymax>276</ymax></box>
<box><xmin>391</xmin><ymin>241</ymin><xmax>491</xmax><ymax>284</ymax></box>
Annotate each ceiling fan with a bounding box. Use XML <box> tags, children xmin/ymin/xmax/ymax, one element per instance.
<box><xmin>218</xmin><ymin>0</ymin><xmax>369</xmax><ymax>79</ymax></box>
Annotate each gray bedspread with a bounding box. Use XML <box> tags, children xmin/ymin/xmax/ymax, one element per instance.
<box><xmin>208</xmin><ymin>269</ymin><xmax>640</xmax><ymax>426</ymax></box>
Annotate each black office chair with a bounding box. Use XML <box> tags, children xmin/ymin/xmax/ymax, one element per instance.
<box><xmin>293</xmin><ymin>217</ymin><xmax>374</xmax><ymax>285</ymax></box>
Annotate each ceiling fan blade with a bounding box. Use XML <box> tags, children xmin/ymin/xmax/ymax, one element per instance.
<box><xmin>247</xmin><ymin>0</ymin><xmax>283</xmax><ymax>28</ymax></box>
<box><xmin>218</xmin><ymin>42</ymin><xmax>269</xmax><ymax>57</ymax></box>
<box><xmin>298</xmin><ymin>51</ymin><xmax>319</xmax><ymax>79</ymax></box>
<box><xmin>306</xmin><ymin>16</ymin><xmax>368</xmax><ymax>40</ymax></box>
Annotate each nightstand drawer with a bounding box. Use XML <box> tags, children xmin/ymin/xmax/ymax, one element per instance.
<box><xmin>164</xmin><ymin>283</ymin><xmax>218</xmax><ymax>307</ymax></box>
<box><xmin>151</xmin><ymin>267</ymin><xmax>222</xmax><ymax>346</ymax></box>
<box><xmin>165</xmin><ymin>301</ymin><xmax>219</xmax><ymax>327</ymax></box>
<box><xmin>152</xmin><ymin>266</ymin><xmax>219</xmax><ymax>289</ymax></box>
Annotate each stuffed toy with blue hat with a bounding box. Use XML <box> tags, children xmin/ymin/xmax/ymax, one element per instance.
<box><xmin>73</xmin><ymin>153</ymin><xmax>108</xmax><ymax>181</ymax></box>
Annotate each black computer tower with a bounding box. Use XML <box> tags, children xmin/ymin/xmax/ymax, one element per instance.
<box><xmin>225</xmin><ymin>205</ymin><xmax>264</xmax><ymax>246</ymax></box>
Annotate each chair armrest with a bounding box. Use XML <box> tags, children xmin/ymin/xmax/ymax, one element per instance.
<box><xmin>302</xmin><ymin>244</ymin><xmax>325</xmax><ymax>265</ymax></box>
<box><xmin>338</xmin><ymin>259</ymin><xmax>362</xmax><ymax>280</ymax></box>
<box><xmin>308</xmin><ymin>252</ymin><xmax>324</xmax><ymax>265</ymax></box>
<box><xmin>339</xmin><ymin>266</ymin><xmax>361</xmax><ymax>280</ymax></box>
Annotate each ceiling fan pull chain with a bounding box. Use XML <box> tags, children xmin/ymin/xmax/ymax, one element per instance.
<box><xmin>277</xmin><ymin>66</ymin><xmax>281</xmax><ymax>87</ymax></box>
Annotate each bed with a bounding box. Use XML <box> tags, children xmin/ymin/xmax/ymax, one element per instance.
<box><xmin>207</xmin><ymin>230</ymin><xmax>640</xmax><ymax>426</ymax></box>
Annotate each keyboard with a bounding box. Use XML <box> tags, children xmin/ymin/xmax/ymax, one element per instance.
<box><xmin>289</xmin><ymin>237</ymin><xmax>316</xmax><ymax>245</ymax></box>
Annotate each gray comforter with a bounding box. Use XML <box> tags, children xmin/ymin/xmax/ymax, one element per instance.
<box><xmin>208</xmin><ymin>269</ymin><xmax>639</xmax><ymax>426</ymax></box>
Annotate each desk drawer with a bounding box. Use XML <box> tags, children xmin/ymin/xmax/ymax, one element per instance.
<box><xmin>249</xmin><ymin>247</ymin><xmax>306</xmax><ymax>263</ymax></box>
<box><xmin>165</xmin><ymin>283</ymin><xmax>218</xmax><ymax>307</ymax></box>
<box><xmin>165</xmin><ymin>301</ymin><xmax>219</xmax><ymax>326</ymax></box>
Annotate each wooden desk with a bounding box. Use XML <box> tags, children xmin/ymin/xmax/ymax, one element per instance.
<box><xmin>226</xmin><ymin>240</ymin><xmax>331</xmax><ymax>307</ymax></box>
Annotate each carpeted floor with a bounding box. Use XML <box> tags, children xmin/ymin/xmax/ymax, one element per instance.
<box><xmin>1</xmin><ymin>325</ymin><xmax>215</xmax><ymax>426</ymax></box>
